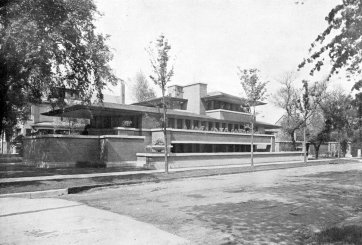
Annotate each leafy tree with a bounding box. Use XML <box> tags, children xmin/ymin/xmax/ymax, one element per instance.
<box><xmin>131</xmin><ymin>72</ymin><xmax>156</xmax><ymax>102</ymax></box>
<box><xmin>306</xmin><ymin>109</ymin><xmax>331</xmax><ymax>159</ymax></box>
<box><xmin>321</xmin><ymin>89</ymin><xmax>356</xmax><ymax>158</ymax></box>
<box><xmin>274</xmin><ymin>76</ymin><xmax>328</xmax><ymax>159</ymax></box>
<box><xmin>352</xmin><ymin>93</ymin><xmax>362</xmax><ymax>155</ymax></box>
<box><xmin>148</xmin><ymin>35</ymin><xmax>174</xmax><ymax>173</ymax></box>
<box><xmin>238</xmin><ymin>68</ymin><xmax>268</xmax><ymax>167</ymax></box>
<box><xmin>0</xmin><ymin>0</ymin><xmax>118</xmax><ymax>140</ymax></box>
<box><xmin>299</xmin><ymin>0</ymin><xmax>362</xmax><ymax>90</ymax></box>
<box><xmin>296</xmin><ymin>80</ymin><xmax>327</xmax><ymax>163</ymax></box>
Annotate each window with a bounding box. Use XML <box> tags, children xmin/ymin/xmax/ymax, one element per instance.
<box><xmin>185</xmin><ymin>119</ymin><xmax>191</xmax><ymax>129</ymax></box>
<box><xmin>168</xmin><ymin>118</ymin><xmax>175</xmax><ymax>128</ymax></box>
<box><xmin>207</xmin><ymin>101</ymin><xmax>212</xmax><ymax>110</ymax></box>
<box><xmin>214</xmin><ymin>101</ymin><xmax>220</xmax><ymax>109</ymax></box>
<box><xmin>177</xmin><ymin>119</ymin><xmax>183</xmax><ymax>129</ymax></box>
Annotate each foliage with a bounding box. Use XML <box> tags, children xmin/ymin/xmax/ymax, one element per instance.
<box><xmin>299</xmin><ymin>0</ymin><xmax>362</xmax><ymax>90</ymax></box>
<box><xmin>132</xmin><ymin>71</ymin><xmax>156</xmax><ymax>102</ymax></box>
<box><xmin>274</xmin><ymin>75</ymin><xmax>329</xmax><ymax>157</ymax></box>
<box><xmin>148</xmin><ymin>35</ymin><xmax>174</xmax><ymax>93</ymax></box>
<box><xmin>121</xmin><ymin>120</ymin><xmax>132</xmax><ymax>127</ymax></box>
<box><xmin>320</xmin><ymin>89</ymin><xmax>356</xmax><ymax>156</ymax></box>
<box><xmin>0</xmin><ymin>0</ymin><xmax>118</xmax><ymax>139</ymax></box>
<box><xmin>154</xmin><ymin>138</ymin><xmax>165</xmax><ymax>145</ymax></box>
<box><xmin>306</xmin><ymin>109</ymin><xmax>331</xmax><ymax>159</ymax></box>
<box><xmin>237</xmin><ymin>68</ymin><xmax>268</xmax><ymax>106</ymax></box>
<box><xmin>295</xmin><ymin>80</ymin><xmax>326</xmax><ymax>121</ymax></box>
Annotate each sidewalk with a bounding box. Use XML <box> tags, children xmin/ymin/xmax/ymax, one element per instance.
<box><xmin>1</xmin><ymin>158</ymin><xmax>360</xmax><ymax>196</ymax></box>
<box><xmin>0</xmin><ymin>197</ymin><xmax>191</xmax><ymax>245</ymax></box>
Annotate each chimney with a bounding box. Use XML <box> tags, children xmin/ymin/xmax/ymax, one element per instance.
<box><xmin>120</xmin><ymin>80</ymin><xmax>125</xmax><ymax>104</ymax></box>
<box><xmin>167</xmin><ymin>85</ymin><xmax>184</xmax><ymax>98</ymax></box>
<box><xmin>182</xmin><ymin>83</ymin><xmax>207</xmax><ymax>115</ymax></box>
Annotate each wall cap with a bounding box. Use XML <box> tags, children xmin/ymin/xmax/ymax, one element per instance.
<box><xmin>150</xmin><ymin>128</ymin><xmax>274</xmax><ymax>137</ymax></box>
<box><xmin>23</xmin><ymin>134</ymin><xmax>145</xmax><ymax>140</ymax></box>
<box><xmin>136</xmin><ymin>151</ymin><xmax>302</xmax><ymax>157</ymax></box>
<box><xmin>206</xmin><ymin>109</ymin><xmax>252</xmax><ymax>116</ymax></box>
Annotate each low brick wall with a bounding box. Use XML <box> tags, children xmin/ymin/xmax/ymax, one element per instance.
<box><xmin>100</xmin><ymin>135</ymin><xmax>146</xmax><ymax>167</ymax></box>
<box><xmin>23</xmin><ymin>135</ymin><xmax>145</xmax><ymax>168</ymax></box>
<box><xmin>137</xmin><ymin>152</ymin><xmax>303</xmax><ymax>169</ymax></box>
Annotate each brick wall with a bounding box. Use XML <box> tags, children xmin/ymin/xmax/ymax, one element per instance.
<box><xmin>23</xmin><ymin>135</ymin><xmax>145</xmax><ymax>168</ymax></box>
<box><xmin>23</xmin><ymin>135</ymin><xmax>100</xmax><ymax>167</ymax></box>
<box><xmin>102</xmin><ymin>136</ymin><xmax>146</xmax><ymax>163</ymax></box>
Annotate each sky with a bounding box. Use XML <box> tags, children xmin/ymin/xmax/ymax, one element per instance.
<box><xmin>94</xmin><ymin>0</ymin><xmax>352</xmax><ymax>123</ymax></box>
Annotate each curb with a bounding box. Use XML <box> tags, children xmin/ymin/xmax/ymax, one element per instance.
<box><xmin>0</xmin><ymin>189</ymin><xmax>68</xmax><ymax>199</ymax></box>
<box><xmin>1</xmin><ymin>159</ymin><xmax>360</xmax><ymax>198</ymax></box>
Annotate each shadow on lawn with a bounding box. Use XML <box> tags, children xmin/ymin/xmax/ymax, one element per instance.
<box><xmin>187</xmin><ymin>200</ymin><xmax>310</xmax><ymax>244</ymax></box>
<box><xmin>311</xmin><ymin>225</ymin><xmax>362</xmax><ymax>244</ymax></box>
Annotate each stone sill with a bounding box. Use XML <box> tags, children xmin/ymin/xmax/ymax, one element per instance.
<box><xmin>137</xmin><ymin>151</ymin><xmax>303</xmax><ymax>157</ymax></box>
<box><xmin>150</xmin><ymin>128</ymin><xmax>273</xmax><ymax>137</ymax></box>
<box><xmin>23</xmin><ymin>135</ymin><xmax>145</xmax><ymax>140</ymax></box>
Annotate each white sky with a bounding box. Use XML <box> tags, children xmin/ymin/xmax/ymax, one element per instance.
<box><xmin>94</xmin><ymin>0</ymin><xmax>354</xmax><ymax>123</ymax></box>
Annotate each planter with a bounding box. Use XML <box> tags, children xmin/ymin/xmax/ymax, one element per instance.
<box><xmin>146</xmin><ymin>145</ymin><xmax>173</xmax><ymax>153</ymax></box>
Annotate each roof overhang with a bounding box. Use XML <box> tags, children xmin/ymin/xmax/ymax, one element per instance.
<box><xmin>132</xmin><ymin>96</ymin><xmax>188</xmax><ymax>107</ymax></box>
<box><xmin>255</xmin><ymin>121</ymin><xmax>281</xmax><ymax>129</ymax></box>
<box><xmin>41</xmin><ymin>104</ymin><xmax>143</xmax><ymax>119</ymax></box>
<box><xmin>202</xmin><ymin>92</ymin><xmax>266</xmax><ymax>106</ymax></box>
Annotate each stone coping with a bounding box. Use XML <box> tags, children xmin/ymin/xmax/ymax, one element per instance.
<box><xmin>23</xmin><ymin>135</ymin><xmax>145</xmax><ymax>140</ymax></box>
<box><xmin>205</xmin><ymin>109</ymin><xmax>252</xmax><ymax>116</ymax></box>
<box><xmin>137</xmin><ymin>151</ymin><xmax>303</xmax><ymax>157</ymax></box>
<box><xmin>112</xmin><ymin>127</ymin><xmax>138</xmax><ymax>131</ymax></box>
<box><xmin>170</xmin><ymin>141</ymin><xmax>271</xmax><ymax>145</ymax></box>
<box><xmin>150</xmin><ymin>128</ymin><xmax>273</xmax><ymax>137</ymax></box>
<box><xmin>88</xmin><ymin>127</ymin><xmax>273</xmax><ymax>136</ymax></box>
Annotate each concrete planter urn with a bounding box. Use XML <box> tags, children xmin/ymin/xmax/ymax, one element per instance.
<box><xmin>146</xmin><ymin>145</ymin><xmax>173</xmax><ymax>153</ymax></box>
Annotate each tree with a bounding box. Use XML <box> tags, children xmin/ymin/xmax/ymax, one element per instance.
<box><xmin>148</xmin><ymin>35</ymin><xmax>174</xmax><ymax>173</ymax></box>
<box><xmin>321</xmin><ymin>89</ymin><xmax>356</xmax><ymax>158</ymax></box>
<box><xmin>273</xmin><ymin>72</ymin><xmax>303</xmax><ymax>150</ymax></box>
<box><xmin>296</xmin><ymin>80</ymin><xmax>327</xmax><ymax>163</ymax></box>
<box><xmin>132</xmin><ymin>72</ymin><xmax>156</xmax><ymax>102</ymax></box>
<box><xmin>352</xmin><ymin>93</ymin><xmax>362</xmax><ymax>155</ymax></box>
<box><xmin>0</xmin><ymin>0</ymin><xmax>118</xmax><ymax>140</ymax></box>
<box><xmin>238</xmin><ymin>68</ymin><xmax>268</xmax><ymax>167</ymax></box>
<box><xmin>299</xmin><ymin>0</ymin><xmax>362</xmax><ymax>90</ymax></box>
<box><xmin>306</xmin><ymin>109</ymin><xmax>331</xmax><ymax>159</ymax></box>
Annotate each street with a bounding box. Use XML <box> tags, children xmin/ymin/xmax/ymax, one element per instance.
<box><xmin>63</xmin><ymin>162</ymin><xmax>362</xmax><ymax>244</ymax></box>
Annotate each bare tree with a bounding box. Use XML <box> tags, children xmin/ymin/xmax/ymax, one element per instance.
<box><xmin>272</xmin><ymin>72</ymin><xmax>302</xmax><ymax>150</ymax></box>
<box><xmin>238</xmin><ymin>68</ymin><xmax>268</xmax><ymax>168</ymax></box>
<box><xmin>147</xmin><ymin>35</ymin><xmax>174</xmax><ymax>173</ymax></box>
<box><xmin>132</xmin><ymin>72</ymin><xmax>156</xmax><ymax>102</ymax></box>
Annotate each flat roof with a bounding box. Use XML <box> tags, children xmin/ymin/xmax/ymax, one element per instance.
<box><xmin>203</xmin><ymin>91</ymin><xmax>266</xmax><ymax>106</ymax></box>
<box><xmin>42</xmin><ymin>102</ymin><xmax>279</xmax><ymax>128</ymax></box>
<box><xmin>132</xmin><ymin>96</ymin><xmax>188</xmax><ymax>107</ymax></box>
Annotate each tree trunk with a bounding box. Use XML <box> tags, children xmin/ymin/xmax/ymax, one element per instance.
<box><xmin>250</xmin><ymin>106</ymin><xmax>255</xmax><ymax>168</ymax></box>
<box><xmin>161</xmin><ymin>88</ymin><xmax>169</xmax><ymax>174</ymax></box>
<box><xmin>290</xmin><ymin>131</ymin><xmax>297</xmax><ymax>151</ymax></box>
<box><xmin>313</xmin><ymin>143</ymin><xmax>321</xmax><ymax>160</ymax></box>
<box><xmin>303</xmin><ymin>126</ymin><xmax>307</xmax><ymax>164</ymax></box>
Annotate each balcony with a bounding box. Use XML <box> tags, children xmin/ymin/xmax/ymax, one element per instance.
<box><xmin>151</xmin><ymin>128</ymin><xmax>273</xmax><ymax>145</ymax></box>
<box><xmin>206</xmin><ymin>109</ymin><xmax>252</xmax><ymax>123</ymax></box>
